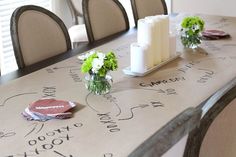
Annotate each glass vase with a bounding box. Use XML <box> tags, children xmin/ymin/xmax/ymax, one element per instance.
<box><xmin>181</xmin><ymin>33</ymin><xmax>202</xmax><ymax>49</ymax></box>
<box><xmin>85</xmin><ymin>73</ymin><xmax>112</xmax><ymax>95</ymax></box>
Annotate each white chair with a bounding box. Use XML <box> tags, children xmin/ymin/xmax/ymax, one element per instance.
<box><xmin>67</xmin><ymin>0</ymin><xmax>88</xmax><ymax>48</ymax></box>
<box><xmin>10</xmin><ymin>5</ymin><xmax>71</xmax><ymax>69</ymax></box>
<box><xmin>82</xmin><ymin>0</ymin><xmax>129</xmax><ymax>43</ymax></box>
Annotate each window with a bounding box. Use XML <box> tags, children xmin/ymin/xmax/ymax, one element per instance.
<box><xmin>0</xmin><ymin>0</ymin><xmax>51</xmax><ymax>75</ymax></box>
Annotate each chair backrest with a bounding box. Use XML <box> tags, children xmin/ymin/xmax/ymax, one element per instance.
<box><xmin>199</xmin><ymin>99</ymin><xmax>236</xmax><ymax>157</ymax></box>
<box><xmin>82</xmin><ymin>0</ymin><xmax>129</xmax><ymax>43</ymax></box>
<box><xmin>184</xmin><ymin>80</ymin><xmax>236</xmax><ymax>157</ymax></box>
<box><xmin>67</xmin><ymin>0</ymin><xmax>84</xmax><ymax>25</ymax></box>
<box><xmin>131</xmin><ymin>0</ymin><xmax>168</xmax><ymax>27</ymax></box>
<box><xmin>10</xmin><ymin>5</ymin><xmax>71</xmax><ymax>69</ymax></box>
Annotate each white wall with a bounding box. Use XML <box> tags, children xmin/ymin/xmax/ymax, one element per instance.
<box><xmin>0</xmin><ymin>19</ymin><xmax>2</xmax><ymax>74</ymax></box>
<box><xmin>165</xmin><ymin>0</ymin><xmax>172</xmax><ymax>14</ymax></box>
<box><xmin>172</xmin><ymin>0</ymin><xmax>236</xmax><ymax>17</ymax></box>
<box><xmin>119</xmin><ymin>0</ymin><xmax>135</xmax><ymax>27</ymax></box>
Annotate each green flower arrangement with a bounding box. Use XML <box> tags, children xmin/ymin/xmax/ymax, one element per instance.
<box><xmin>180</xmin><ymin>16</ymin><xmax>205</xmax><ymax>49</ymax></box>
<box><xmin>78</xmin><ymin>50</ymin><xmax>118</xmax><ymax>95</ymax></box>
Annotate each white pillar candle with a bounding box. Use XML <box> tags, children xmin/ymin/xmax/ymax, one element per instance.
<box><xmin>130</xmin><ymin>43</ymin><xmax>149</xmax><ymax>73</ymax></box>
<box><xmin>159</xmin><ymin>15</ymin><xmax>170</xmax><ymax>61</ymax></box>
<box><xmin>169</xmin><ymin>33</ymin><xmax>176</xmax><ymax>57</ymax></box>
<box><xmin>137</xmin><ymin>19</ymin><xmax>155</xmax><ymax>68</ymax></box>
<box><xmin>145</xmin><ymin>16</ymin><xmax>162</xmax><ymax>65</ymax></box>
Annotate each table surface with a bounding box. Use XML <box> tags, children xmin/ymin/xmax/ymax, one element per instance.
<box><xmin>1</xmin><ymin>13</ymin><xmax>236</xmax><ymax>157</ymax></box>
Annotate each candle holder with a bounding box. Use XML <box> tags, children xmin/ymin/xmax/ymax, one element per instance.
<box><xmin>123</xmin><ymin>53</ymin><xmax>180</xmax><ymax>76</ymax></box>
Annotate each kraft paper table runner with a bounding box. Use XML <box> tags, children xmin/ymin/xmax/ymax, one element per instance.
<box><xmin>1</xmin><ymin>14</ymin><xmax>236</xmax><ymax>156</ymax></box>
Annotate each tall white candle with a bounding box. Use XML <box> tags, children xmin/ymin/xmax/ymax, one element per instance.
<box><xmin>145</xmin><ymin>16</ymin><xmax>162</xmax><ymax>65</ymax></box>
<box><xmin>137</xmin><ymin>19</ymin><xmax>155</xmax><ymax>68</ymax></box>
<box><xmin>130</xmin><ymin>43</ymin><xmax>149</xmax><ymax>73</ymax></box>
<box><xmin>159</xmin><ymin>15</ymin><xmax>170</xmax><ymax>61</ymax></box>
<box><xmin>169</xmin><ymin>33</ymin><xmax>176</xmax><ymax>57</ymax></box>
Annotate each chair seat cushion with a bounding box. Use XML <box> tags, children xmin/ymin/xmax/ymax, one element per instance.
<box><xmin>68</xmin><ymin>24</ymin><xmax>88</xmax><ymax>42</ymax></box>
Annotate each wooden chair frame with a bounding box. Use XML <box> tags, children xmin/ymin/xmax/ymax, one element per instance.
<box><xmin>128</xmin><ymin>107</ymin><xmax>202</xmax><ymax>157</ymax></box>
<box><xmin>67</xmin><ymin>0</ymin><xmax>84</xmax><ymax>25</ymax></box>
<box><xmin>130</xmin><ymin>0</ymin><xmax>168</xmax><ymax>27</ymax></box>
<box><xmin>10</xmin><ymin>5</ymin><xmax>71</xmax><ymax>69</ymax></box>
<box><xmin>82</xmin><ymin>0</ymin><xmax>129</xmax><ymax>43</ymax></box>
<box><xmin>184</xmin><ymin>78</ymin><xmax>236</xmax><ymax>156</ymax></box>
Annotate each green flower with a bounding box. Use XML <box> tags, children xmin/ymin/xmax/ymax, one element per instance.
<box><xmin>180</xmin><ymin>16</ymin><xmax>205</xmax><ymax>48</ymax></box>
<box><xmin>79</xmin><ymin>50</ymin><xmax>118</xmax><ymax>95</ymax></box>
<box><xmin>81</xmin><ymin>53</ymin><xmax>97</xmax><ymax>73</ymax></box>
<box><xmin>79</xmin><ymin>50</ymin><xmax>118</xmax><ymax>77</ymax></box>
<box><xmin>104</xmin><ymin>51</ymin><xmax>118</xmax><ymax>71</ymax></box>
<box><xmin>181</xmin><ymin>16</ymin><xmax>205</xmax><ymax>33</ymax></box>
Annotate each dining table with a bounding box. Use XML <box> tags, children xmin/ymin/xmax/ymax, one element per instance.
<box><xmin>0</xmin><ymin>13</ymin><xmax>236</xmax><ymax>157</ymax></box>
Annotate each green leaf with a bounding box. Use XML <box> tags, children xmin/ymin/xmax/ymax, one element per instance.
<box><xmin>80</xmin><ymin>50</ymin><xmax>118</xmax><ymax>76</ymax></box>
